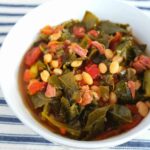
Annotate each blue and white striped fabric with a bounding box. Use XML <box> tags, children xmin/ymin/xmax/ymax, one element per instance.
<box><xmin>0</xmin><ymin>0</ymin><xmax>150</xmax><ymax>149</ymax></box>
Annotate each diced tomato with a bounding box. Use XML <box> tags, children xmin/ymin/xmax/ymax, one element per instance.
<box><xmin>25</xmin><ymin>47</ymin><xmax>42</xmax><ymax>67</ymax></box>
<box><xmin>127</xmin><ymin>80</ymin><xmax>136</xmax><ymax>99</ymax></box>
<box><xmin>109</xmin><ymin>32</ymin><xmax>122</xmax><ymax>50</ymax></box>
<box><xmin>41</xmin><ymin>25</ymin><xmax>63</xmax><ymax>36</ymax></box>
<box><xmin>59</xmin><ymin>128</ymin><xmax>67</xmax><ymax>135</ymax></box>
<box><xmin>41</xmin><ymin>25</ymin><xmax>54</xmax><ymax>35</ymax></box>
<box><xmin>88</xmin><ymin>30</ymin><xmax>99</xmax><ymax>38</ymax></box>
<box><xmin>73</xmin><ymin>26</ymin><xmax>85</xmax><ymax>38</ymax></box>
<box><xmin>45</xmin><ymin>84</ymin><xmax>56</xmax><ymax>98</ymax></box>
<box><xmin>23</xmin><ymin>69</ymin><xmax>33</xmax><ymax>83</ymax></box>
<box><xmin>91</xmin><ymin>41</ymin><xmax>105</xmax><ymax>54</ymax></box>
<box><xmin>28</xmin><ymin>80</ymin><xmax>46</xmax><ymax>95</ymax></box>
<box><xmin>69</xmin><ymin>43</ymin><xmax>88</xmax><ymax>58</ymax></box>
<box><xmin>53</xmin><ymin>25</ymin><xmax>63</xmax><ymax>33</ymax></box>
<box><xmin>85</xmin><ymin>64</ymin><xmax>100</xmax><ymax>79</ymax></box>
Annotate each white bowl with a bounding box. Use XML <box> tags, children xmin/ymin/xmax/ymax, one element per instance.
<box><xmin>0</xmin><ymin>0</ymin><xmax>150</xmax><ymax>148</ymax></box>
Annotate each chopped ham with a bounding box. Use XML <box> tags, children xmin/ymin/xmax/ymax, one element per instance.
<box><xmin>77</xmin><ymin>86</ymin><xmax>93</xmax><ymax>106</ymax></box>
<box><xmin>91</xmin><ymin>41</ymin><xmax>105</xmax><ymax>54</ymax></box>
<box><xmin>132</xmin><ymin>55</ymin><xmax>150</xmax><ymax>73</ymax></box>
<box><xmin>48</xmin><ymin>41</ymin><xmax>62</xmax><ymax>53</ymax></box>
<box><xmin>73</xmin><ymin>26</ymin><xmax>85</xmax><ymax>38</ymax></box>
<box><xmin>88</xmin><ymin>30</ymin><xmax>99</xmax><ymax>38</ymax></box>
<box><xmin>69</xmin><ymin>43</ymin><xmax>88</xmax><ymax>57</ymax></box>
<box><xmin>45</xmin><ymin>84</ymin><xmax>56</xmax><ymax>98</ymax></box>
<box><xmin>128</xmin><ymin>81</ymin><xmax>136</xmax><ymax>99</ymax></box>
<box><xmin>109</xmin><ymin>32</ymin><xmax>122</xmax><ymax>50</ymax></box>
<box><xmin>81</xmin><ymin>85</ymin><xmax>90</xmax><ymax>91</ymax></box>
<box><xmin>81</xmin><ymin>91</ymin><xmax>93</xmax><ymax>106</ymax></box>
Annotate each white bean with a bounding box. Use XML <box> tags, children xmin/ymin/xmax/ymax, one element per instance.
<box><xmin>44</xmin><ymin>53</ymin><xmax>52</xmax><ymax>64</ymax></box>
<box><xmin>75</xmin><ymin>74</ymin><xmax>82</xmax><ymax>81</ymax></box>
<box><xmin>109</xmin><ymin>61</ymin><xmax>119</xmax><ymax>74</ymax></box>
<box><xmin>113</xmin><ymin>55</ymin><xmax>123</xmax><ymax>63</ymax></box>
<box><xmin>105</xmin><ymin>49</ymin><xmax>114</xmax><ymax>59</ymax></box>
<box><xmin>51</xmin><ymin>60</ymin><xmax>59</xmax><ymax>68</ymax></box>
<box><xmin>136</xmin><ymin>101</ymin><xmax>149</xmax><ymax>117</ymax></box>
<box><xmin>71</xmin><ymin>60</ymin><xmax>83</xmax><ymax>68</ymax></box>
<box><xmin>53</xmin><ymin>68</ymin><xmax>62</xmax><ymax>75</ymax></box>
<box><xmin>99</xmin><ymin>63</ymin><xmax>107</xmax><ymax>74</ymax></box>
<box><xmin>82</xmin><ymin>72</ymin><xmax>93</xmax><ymax>85</ymax></box>
<box><xmin>40</xmin><ymin>70</ymin><xmax>50</xmax><ymax>82</ymax></box>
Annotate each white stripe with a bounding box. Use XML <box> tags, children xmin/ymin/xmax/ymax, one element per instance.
<box><xmin>0</xmin><ymin>145</ymin><xmax>64</xmax><ymax>150</ymax></box>
<box><xmin>0</xmin><ymin>36</ymin><xmax>5</xmax><ymax>44</ymax></box>
<box><xmin>0</xmin><ymin>106</ymin><xmax>15</xmax><ymax>116</ymax></box>
<box><xmin>0</xmin><ymin>17</ymin><xmax>20</xmax><ymax>22</ymax></box>
<box><xmin>0</xmin><ymin>7</ymin><xmax>33</xmax><ymax>14</ymax></box>
<box><xmin>0</xmin><ymin>124</ymin><xmax>37</xmax><ymax>135</ymax></box>
<box><xmin>0</xmin><ymin>26</ymin><xmax>13</xmax><ymax>33</ymax></box>
<box><xmin>0</xmin><ymin>0</ymin><xmax>47</xmax><ymax>4</ymax></box>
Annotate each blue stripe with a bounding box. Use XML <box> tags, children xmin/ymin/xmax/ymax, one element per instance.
<box><xmin>119</xmin><ymin>141</ymin><xmax>150</xmax><ymax>148</ymax></box>
<box><xmin>111</xmin><ymin>147</ymin><xmax>150</xmax><ymax>150</ymax></box>
<box><xmin>0</xmin><ymin>116</ymin><xmax>21</xmax><ymax>124</ymax></box>
<box><xmin>0</xmin><ymin>22</ymin><xmax>15</xmax><ymax>26</ymax></box>
<box><xmin>0</xmin><ymin>133</ymin><xmax>39</xmax><ymax>137</ymax></box>
<box><xmin>0</xmin><ymin>43</ymin><xmax>2</xmax><ymax>47</ymax></box>
<box><xmin>0</xmin><ymin>140</ymin><xmax>54</xmax><ymax>146</ymax></box>
<box><xmin>0</xmin><ymin>135</ymin><xmax>51</xmax><ymax>144</ymax></box>
<box><xmin>0</xmin><ymin>134</ymin><xmax>55</xmax><ymax>145</ymax></box>
<box><xmin>0</xmin><ymin>99</ymin><xmax>7</xmax><ymax>105</ymax></box>
<box><xmin>0</xmin><ymin>13</ymin><xmax>24</xmax><ymax>17</ymax></box>
<box><xmin>137</xmin><ymin>7</ymin><xmax>150</xmax><ymax>10</ymax></box>
<box><xmin>0</xmin><ymin>3</ymin><xmax>38</xmax><ymax>8</ymax></box>
<box><xmin>0</xmin><ymin>32</ymin><xmax>7</xmax><ymax>36</ymax></box>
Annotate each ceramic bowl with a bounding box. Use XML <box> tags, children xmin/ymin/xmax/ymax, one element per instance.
<box><xmin>0</xmin><ymin>0</ymin><xmax>150</xmax><ymax>148</ymax></box>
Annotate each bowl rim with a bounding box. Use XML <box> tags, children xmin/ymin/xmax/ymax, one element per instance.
<box><xmin>1</xmin><ymin>0</ymin><xmax>150</xmax><ymax>148</ymax></box>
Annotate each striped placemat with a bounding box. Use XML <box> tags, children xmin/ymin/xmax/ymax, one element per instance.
<box><xmin>0</xmin><ymin>0</ymin><xmax>150</xmax><ymax>149</ymax></box>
